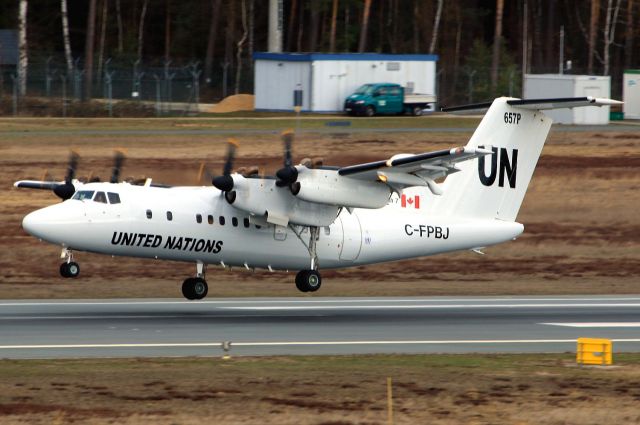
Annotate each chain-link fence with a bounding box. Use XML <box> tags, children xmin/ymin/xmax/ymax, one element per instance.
<box><xmin>0</xmin><ymin>54</ymin><xmax>254</xmax><ymax>117</ymax></box>
<box><xmin>0</xmin><ymin>53</ymin><xmax>622</xmax><ymax>117</ymax></box>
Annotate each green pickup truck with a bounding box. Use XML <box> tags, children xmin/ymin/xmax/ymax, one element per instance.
<box><xmin>344</xmin><ymin>83</ymin><xmax>436</xmax><ymax>116</ymax></box>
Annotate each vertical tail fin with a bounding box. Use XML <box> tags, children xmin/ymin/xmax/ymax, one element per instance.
<box><xmin>430</xmin><ymin>96</ymin><xmax>620</xmax><ymax>221</ymax></box>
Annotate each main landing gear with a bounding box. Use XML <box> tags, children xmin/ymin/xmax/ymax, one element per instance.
<box><xmin>294</xmin><ymin>226</ymin><xmax>322</xmax><ymax>293</ymax></box>
<box><xmin>182</xmin><ymin>261</ymin><xmax>208</xmax><ymax>300</ymax></box>
<box><xmin>59</xmin><ymin>248</ymin><xmax>80</xmax><ymax>278</ymax></box>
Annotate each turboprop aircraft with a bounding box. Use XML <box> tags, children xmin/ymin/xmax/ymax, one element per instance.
<box><xmin>15</xmin><ymin>96</ymin><xmax>620</xmax><ymax>300</ymax></box>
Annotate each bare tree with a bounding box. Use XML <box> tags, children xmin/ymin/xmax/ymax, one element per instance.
<box><xmin>624</xmin><ymin>0</ymin><xmax>635</xmax><ymax>68</ymax></box>
<box><xmin>164</xmin><ymin>0</ymin><xmax>171</xmax><ymax>62</ymax></box>
<box><xmin>115</xmin><ymin>0</ymin><xmax>123</xmax><ymax>53</ymax></box>
<box><xmin>17</xmin><ymin>0</ymin><xmax>28</xmax><ymax>97</ymax></box>
<box><xmin>235</xmin><ymin>0</ymin><xmax>248</xmax><ymax>94</ymax></box>
<box><xmin>602</xmin><ymin>0</ymin><xmax>621</xmax><ymax>75</ymax></box>
<box><xmin>588</xmin><ymin>0</ymin><xmax>600</xmax><ymax>74</ymax></box>
<box><xmin>329</xmin><ymin>0</ymin><xmax>338</xmax><ymax>52</ymax></box>
<box><xmin>84</xmin><ymin>0</ymin><xmax>97</xmax><ymax>100</ymax></box>
<box><xmin>358</xmin><ymin>0</ymin><xmax>372</xmax><ymax>52</ymax></box>
<box><xmin>137</xmin><ymin>0</ymin><xmax>149</xmax><ymax>63</ymax></box>
<box><xmin>97</xmin><ymin>0</ymin><xmax>108</xmax><ymax>84</ymax></box>
<box><xmin>429</xmin><ymin>0</ymin><xmax>444</xmax><ymax>54</ymax></box>
<box><xmin>204</xmin><ymin>0</ymin><xmax>222</xmax><ymax>85</ymax></box>
<box><xmin>491</xmin><ymin>0</ymin><xmax>504</xmax><ymax>94</ymax></box>
<box><xmin>308</xmin><ymin>3</ymin><xmax>320</xmax><ymax>51</ymax></box>
<box><xmin>61</xmin><ymin>0</ymin><xmax>73</xmax><ymax>76</ymax></box>
<box><xmin>286</xmin><ymin>0</ymin><xmax>297</xmax><ymax>51</ymax></box>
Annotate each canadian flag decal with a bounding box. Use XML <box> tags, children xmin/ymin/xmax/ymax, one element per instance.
<box><xmin>401</xmin><ymin>194</ymin><xmax>420</xmax><ymax>209</ymax></box>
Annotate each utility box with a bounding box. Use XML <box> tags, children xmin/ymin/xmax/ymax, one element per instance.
<box><xmin>524</xmin><ymin>74</ymin><xmax>611</xmax><ymax>124</ymax></box>
<box><xmin>623</xmin><ymin>70</ymin><xmax>640</xmax><ymax>119</ymax></box>
<box><xmin>254</xmin><ymin>53</ymin><xmax>438</xmax><ymax>112</ymax></box>
<box><xmin>577</xmin><ymin>338</ymin><xmax>612</xmax><ymax>366</ymax></box>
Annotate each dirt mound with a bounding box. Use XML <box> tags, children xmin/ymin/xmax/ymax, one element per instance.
<box><xmin>209</xmin><ymin>94</ymin><xmax>254</xmax><ymax>113</ymax></box>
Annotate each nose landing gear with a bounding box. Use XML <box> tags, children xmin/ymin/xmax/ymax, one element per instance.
<box><xmin>182</xmin><ymin>261</ymin><xmax>209</xmax><ymax>300</ymax></box>
<box><xmin>59</xmin><ymin>248</ymin><xmax>80</xmax><ymax>278</ymax></box>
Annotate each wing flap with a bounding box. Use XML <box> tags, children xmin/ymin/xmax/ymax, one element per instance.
<box><xmin>338</xmin><ymin>147</ymin><xmax>490</xmax><ymax>194</ymax></box>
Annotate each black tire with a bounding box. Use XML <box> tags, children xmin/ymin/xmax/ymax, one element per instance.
<box><xmin>411</xmin><ymin>105</ymin><xmax>423</xmax><ymax>116</ymax></box>
<box><xmin>192</xmin><ymin>278</ymin><xmax>208</xmax><ymax>300</ymax></box>
<box><xmin>182</xmin><ymin>278</ymin><xmax>196</xmax><ymax>300</ymax></box>
<box><xmin>364</xmin><ymin>106</ymin><xmax>375</xmax><ymax>117</ymax></box>
<box><xmin>295</xmin><ymin>270</ymin><xmax>310</xmax><ymax>292</ymax></box>
<box><xmin>305</xmin><ymin>270</ymin><xmax>322</xmax><ymax>292</ymax></box>
<box><xmin>66</xmin><ymin>262</ymin><xmax>80</xmax><ymax>278</ymax></box>
<box><xmin>59</xmin><ymin>263</ymin><xmax>69</xmax><ymax>278</ymax></box>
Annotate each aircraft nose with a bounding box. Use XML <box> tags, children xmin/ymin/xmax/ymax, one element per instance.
<box><xmin>22</xmin><ymin>209</ymin><xmax>48</xmax><ymax>239</ymax></box>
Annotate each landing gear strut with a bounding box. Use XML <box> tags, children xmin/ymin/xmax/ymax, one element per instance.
<box><xmin>59</xmin><ymin>248</ymin><xmax>80</xmax><ymax>278</ymax></box>
<box><xmin>293</xmin><ymin>226</ymin><xmax>322</xmax><ymax>293</ymax></box>
<box><xmin>182</xmin><ymin>261</ymin><xmax>208</xmax><ymax>300</ymax></box>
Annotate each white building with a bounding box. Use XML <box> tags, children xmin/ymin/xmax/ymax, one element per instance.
<box><xmin>623</xmin><ymin>70</ymin><xmax>640</xmax><ymax>119</ymax></box>
<box><xmin>524</xmin><ymin>74</ymin><xmax>611</xmax><ymax>124</ymax></box>
<box><xmin>253</xmin><ymin>53</ymin><xmax>438</xmax><ymax>112</ymax></box>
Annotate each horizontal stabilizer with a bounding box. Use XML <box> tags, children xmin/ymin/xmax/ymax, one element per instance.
<box><xmin>442</xmin><ymin>96</ymin><xmax>622</xmax><ymax>114</ymax></box>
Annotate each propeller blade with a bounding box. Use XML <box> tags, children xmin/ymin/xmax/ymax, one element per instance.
<box><xmin>223</xmin><ymin>138</ymin><xmax>238</xmax><ymax>176</ymax></box>
<box><xmin>281</xmin><ymin>129</ymin><xmax>294</xmax><ymax>168</ymax></box>
<box><xmin>212</xmin><ymin>139</ymin><xmax>239</xmax><ymax>192</ymax></box>
<box><xmin>65</xmin><ymin>151</ymin><xmax>79</xmax><ymax>184</ymax></box>
<box><xmin>110</xmin><ymin>150</ymin><xmax>126</xmax><ymax>183</ymax></box>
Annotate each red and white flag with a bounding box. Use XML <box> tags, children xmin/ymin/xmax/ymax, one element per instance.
<box><xmin>401</xmin><ymin>194</ymin><xmax>420</xmax><ymax>209</ymax></box>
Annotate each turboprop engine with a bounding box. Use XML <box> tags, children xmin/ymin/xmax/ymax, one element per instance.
<box><xmin>219</xmin><ymin>174</ymin><xmax>340</xmax><ymax>227</ymax></box>
<box><xmin>289</xmin><ymin>168</ymin><xmax>391</xmax><ymax>209</ymax></box>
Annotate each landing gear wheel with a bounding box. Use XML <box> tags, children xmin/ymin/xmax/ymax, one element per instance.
<box><xmin>295</xmin><ymin>270</ymin><xmax>322</xmax><ymax>293</ymax></box>
<box><xmin>181</xmin><ymin>277</ymin><xmax>208</xmax><ymax>300</ymax></box>
<box><xmin>59</xmin><ymin>262</ymin><xmax>80</xmax><ymax>278</ymax></box>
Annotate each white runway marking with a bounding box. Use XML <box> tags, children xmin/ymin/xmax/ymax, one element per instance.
<box><xmin>541</xmin><ymin>322</ymin><xmax>640</xmax><ymax>328</ymax></box>
<box><xmin>1</xmin><ymin>297</ymin><xmax>640</xmax><ymax>307</ymax></box>
<box><xmin>1</xmin><ymin>339</ymin><xmax>640</xmax><ymax>350</ymax></box>
<box><xmin>225</xmin><ymin>303</ymin><xmax>640</xmax><ymax>310</ymax></box>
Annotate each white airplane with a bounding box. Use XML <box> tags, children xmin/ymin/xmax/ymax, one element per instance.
<box><xmin>15</xmin><ymin>96</ymin><xmax>620</xmax><ymax>300</ymax></box>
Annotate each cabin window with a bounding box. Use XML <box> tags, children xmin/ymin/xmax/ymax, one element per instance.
<box><xmin>243</xmin><ymin>218</ymin><xmax>250</xmax><ymax>228</ymax></box>
<box><xmin>208</xmin><ymin>215</ymin><xmax>214</xmax><ymax>225</ymax></box>
<box><xmin>166</xmin><ymin>211</ymin><xmax>173</xmax><ymax>221</ymax></box>
<box><xmin>94</xmin><ymin>191</ymin><xmax>107</xmax><ymax>203</ymax></box>
<box><xmin>107</xmin><ymin>192</ymin><xmax>121</xmax><ymax>204</ymax></box>
<box><xmin>196</xmin><ymin>214</ymin><xmax>202</xmax><ymax>224</ymax></box>
<box><xmin>219</xmin><ymin>216</ymin><xmax>226</xmax><ymax>225</ymax></box>
<box><xmin>146</xmin><ymin>209</ymin><xmax>152</xmax><ymax>219</ymax></box>
<box><xmin>72</xmin><ymin>190</ymin><xmax>95</xmax><ymax>201</ymax></box>
<box><xmin>232</xmin><ymin>217</ymin><xmax>238</xmax><ymax>227</ymax></box>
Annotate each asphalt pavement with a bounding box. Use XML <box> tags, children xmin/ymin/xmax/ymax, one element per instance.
<box><xmin>1</xmin><ymin>296</ymin><xmax>639</xmax><ymax>358</ymax></box>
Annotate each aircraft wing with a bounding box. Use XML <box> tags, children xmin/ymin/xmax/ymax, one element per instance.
<box><xmin>337</xmin><ymin>146</ymin><xmax>491</xmax><ymax>195</ymax></box>
<box><xmin>14</xmin><ymin>180</ymin><xmax>62</xmax><ymax>190</ymax></box>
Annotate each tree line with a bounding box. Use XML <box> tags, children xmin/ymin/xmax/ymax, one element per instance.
<box><xmin>3</xmin><ymin>0</ymin><xmax>637</xmax><ymax>102</ymax></box>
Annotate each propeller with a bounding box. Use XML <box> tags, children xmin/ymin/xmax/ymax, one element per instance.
<box><xmin>110</xmin><ymin>150</ymin><xmax>126</xmax><ymax>183</ymax></box>
<box><xmin>275</xmin><ymin>129</ymin><xmax>298</xmax><ymax>187</ymax></box>
<box><xmin>212</xmin><ymin>138</ymin><xmax>238</xmax><ymax>192</ymax></box>
<box><xmin>52</xmin><ymin>151</ymin><xmax>79</xmax><ymax>200</ymax></box>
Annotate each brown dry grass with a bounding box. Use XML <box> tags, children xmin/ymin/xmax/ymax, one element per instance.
<box><xmin>1</xmin><ymin>354</ymin><xmax>640</xmax><ymax>424</ymax></box>
<box><xmin>1</xmin><ymin>120</ymin><xmax>639</xmax><ymax>298</ymax></box>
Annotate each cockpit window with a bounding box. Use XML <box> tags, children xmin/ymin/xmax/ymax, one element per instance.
<box><xmin>94</xmin><ymin>191</ymin><xmax>108</xmax><ymax>203</ymax></box>
<box><xmin>107</xmin><ymin>192</ymin><xmax>121</xmax><ymax>204</ymax></box>
<box><xmin>72</xmin><ymin>190</ymin><xmax>95</xmax><ymax>201</ymax></box>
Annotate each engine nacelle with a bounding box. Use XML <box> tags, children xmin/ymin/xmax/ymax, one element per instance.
<box><xmin>223</xmin><ymin>175</ymin><xmax>340</xmax><ymax>227</ymax></box>
<box><xmin>293</xmin><ymin>169</ymin><xmax>391</xmax><ymax>209</ymax></box>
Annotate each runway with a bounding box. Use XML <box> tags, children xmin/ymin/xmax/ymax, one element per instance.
<box><xmin>1</xmin><ymin>296</ymin><xmax>640</xmax><ymax>358</ymax></box>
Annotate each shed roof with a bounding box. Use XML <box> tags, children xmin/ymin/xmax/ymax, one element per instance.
<box><xmin>254</xmin><ymin>52</ymin><xmax>438</xmax><ymax>62</ymax></box>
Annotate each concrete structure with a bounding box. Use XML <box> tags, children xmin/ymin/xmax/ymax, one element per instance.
<box><xmin>623</xmin><ymin>70</ymin><xmax>640</xmax><ymax>119</ymax></box>
<box><xmin>524</xmin><ymin>74</ymin><xmax>611</xmax><ymax>124</ymax></box>
<box><xmin>254</xmin><ymin>53</ymin><xmax>438</xmax><ymax>112</ymax></box>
